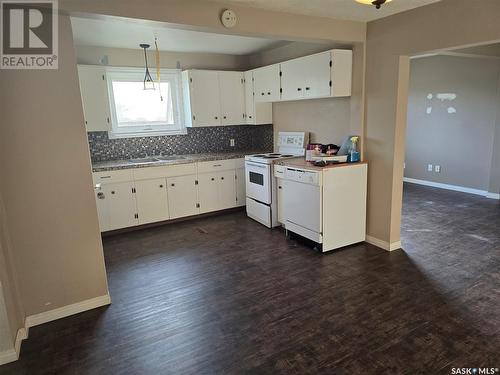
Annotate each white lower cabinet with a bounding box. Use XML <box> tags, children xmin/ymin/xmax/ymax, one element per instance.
<box><xmin>167</xmin><ymin>174</ymin><xmax>199</xmax><ymax>219</ymax></box>
<box><xmin>218</xmin><ymin>170</ymin><xmax>236</xmax><ymax>210</ymax></box>
<box><xmin>198</xmin><ymin>172</ymin><xmax>219</xmax><ymax>214</ymax></box>
<box><xmin>105</xmin><ymin>181</ymin><xmax>138</xmax><ymax>230</ymax></box>
<box><xmin>235</xmin><ymin>167</ymin><xmax>246</xmax><ymax>207</ymax></box>
<box><xmin>135</xmin><ymin>178</ymin><xmax>169</xmax><ymax>225</ymax></box>
<box><xmin>93</xmin><ymin>158</ymin><xmax>244</xmax><ymax>232</ymax></box>
<box><xmin>198</xmin><ymin>170</ymin><xmax>237</xmax><ymax>213</ymax></box>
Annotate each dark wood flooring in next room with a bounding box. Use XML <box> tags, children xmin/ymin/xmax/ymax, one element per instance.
<box><xmin>1</xmin><ymin>183</ymin><xmax>500</xmax><ymax>374</ymax></box>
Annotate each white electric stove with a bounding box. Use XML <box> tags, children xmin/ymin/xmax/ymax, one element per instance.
<box><xmin>245</xmin><ymin>132</ymin><xmax>308</xmax><ymax>228</ymax></box>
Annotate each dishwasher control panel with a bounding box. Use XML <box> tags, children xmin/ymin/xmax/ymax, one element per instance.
<box><xmin>284</xmin><ymin>168</ymin><xmax>320</xmax><ymax>186</ymax></box>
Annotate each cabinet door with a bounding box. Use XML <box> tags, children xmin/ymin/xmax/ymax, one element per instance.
<box><xmin>189</xmin><ymin>70</ymin><xmax>221</xmax><ymax>126</ymax></box>
<box><xmin>94</xmin><ymin>185</ymin><xmax>110</xmax><ymax>232</ymax></box>
<box><xmin>218</xmin><ymin>170</ymin><xmax>237</xmax><ymax>210</ymax></box>
<box><xmin>135</xmin><ymin>178</ymin><xmax>169</xmax><ymax>225</ymax></box>
<box><xmin>253</xmin><ymin>64</ymin><xmax>281</xmax><ymax>102</ymax></box>
<box><xmin>77</xmin><ymin>65</ymin><xmax>111</xmax><ymax>132</ymax></box>
<box><xmin>198</xmin><ymin>172</ymin><xmax>219</xmax><ymax>214</ymax></box>
<box><xmin>167</xmin><ymin>175</ymin><xmax>199</xmax><ymax>219</ymax></box>
<box><xmin>106</xmin><ymin>182</ymin><xmax>138</xmax><ymax>230</ymax></box>
<box><xmin>235</xmin><ymin>167</ymin><xmax>246</xmax><ymax>207</ymax></box>
<box><xmin>302</xmin><ymin>51</ymin><xmax>331</xmax><ymax>99</ymax></box>
<box><xmin>244</xmin><ymin>70</ymin><xmax>255</xmax><ymax>124</ymax></box>
<box><xmin>277</xmin><ymin>179</ymin><xmax>285</xmax><ymax>224</ymax></box>
<box><xmin>331</xmin><ymin>49</ymin><xmax>353</xmax><ymax>97</ymax></box>
<box><xmin>219</xmin><ymin>71</ymin><xmax>245</xmax><ymax>125</ymax></box>
<box><xmin>280</xmin><ymin>59</ymin><xmax>307</xmax><ymax>101</ymax></box>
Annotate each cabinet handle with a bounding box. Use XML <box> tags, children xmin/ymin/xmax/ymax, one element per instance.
<box><xmin>97</xmin><ymin>192</ymin><xmax>105</xmax><ymax>199</ymax></box>
<box><xmin>171</xmin><ymin>183</ymin><xmax>175</xmax><ymax>187</ymax></box>
<box><xmin>159</xmin><ymin>184</ymin><xmax>164</xmax><ymax>188</ymax></box>
<box><xmin>215</xmin><ymin>116</ymin><xmax>218</xmax><ymax>120</ymax></box>
<box><xmin>111</xmin><ymin>191</ymin><xmax>115</xmax><ymax>194</ymax></box>
<box><xmin>213</xmin><ymin>164</ymin><xmax>222</xmax><ymax>167</ymax></box>
<box><xmin>278</xmin><ymin>186</ymin><xmax>282</xmax><ymax>189</ymax></box>
<box><xmin>249</xmin><ymin>115</ymin><xmax>252</xmax><ymax>119</ymax></box>
<box><xmin>211</xmin><ymin>178</ymin><xmax>215</xmax><ymax>181</ymax></box>
<box><xmin>305</xmin><ymin>87</ymin><xmax>310</xmax><ymax>91</ymax></box>
<box><xmin>221</xmin><ymin>177</ymin><xmax>224</xmax><ymax>180</ymax></box>
<box><xmin>223</xmin><ymin>116</ymin><xmax>227</xmax><ymax>119</ymax></box>
<box><xmin>267</xmin><ymin>92</ymin><xmax>271</xmax><ymax>95</ymax></box>
<box><xmin>261</xmin><ymin>92</ymin><xmax>265</xmax><ymax>96</ymax></box>
<box><xmin>297</xmin><ymin>88</ymin><xmax>302</xmax><ymax>91</ymax></box>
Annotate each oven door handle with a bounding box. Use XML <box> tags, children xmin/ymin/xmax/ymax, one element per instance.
<box><xmin>245</xmin><ymin>162</ymin><xmax>268</xmax><ymax>169</ymax></box>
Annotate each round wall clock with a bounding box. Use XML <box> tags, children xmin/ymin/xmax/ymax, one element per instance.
<box><xmin>221</xmin><ymin>9</ymin><xmax>237</xmax><ymax>28</ymax></box>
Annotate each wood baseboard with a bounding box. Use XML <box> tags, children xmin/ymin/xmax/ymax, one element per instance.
<box><xmin>365</xmin><ymin>235</ymin><xmax>401</xmax><ymax>251</ymax></box>
<box><xmin>25</xmin><ymin>294</ymin><xmax>111</xmax><ymax>328</ymax></box>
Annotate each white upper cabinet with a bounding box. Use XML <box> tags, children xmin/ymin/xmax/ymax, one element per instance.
<box><xmin>183</xmin><ymin>70</ymin><xmax>222</xmax><ymax>127</ymax></box>
<box><xmin>77</xmin><ymin>65</ymin><xmax>111</xmax><ymax>132</ymax></box>
<box><xmin>244</xmin><ymin>70</ymin><xmax>255</xmax><ymax>123</ymax></box>
<box><xmin>244</xmin><ymin>70</ymin><xmax>273</xmax><ymax>125</ymax></box>
<box><xmin>183</xmin><ymin>70</ymin><xmax>245</xmax><ymax>127</ymax></box>
<box><xmin>253</xmin><ymin>64</ymin><xmax>281</xmax><ymax>102</ymax></box>
<box><xmin>330</xmin><ymin>49</ymin><xmax>353</xmax><ymax>97</ymax></box>
<box><xmin>280</xmin><ymin>49</ymin><xmax>352</xmax><ymax>101</ymax></box>
<box><xmin>219</xmin><ymin>71</ymin><xmax>245</xmax><ymax>125</ymax></box>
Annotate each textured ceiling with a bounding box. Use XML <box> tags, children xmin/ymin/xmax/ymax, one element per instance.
<box><xmin>213</xmin><ymin>0</ymin><xmax>441</xmax><ymax>22</ymax></box>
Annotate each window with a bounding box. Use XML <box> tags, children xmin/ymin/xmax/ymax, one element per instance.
<box><xmin>106</xmin><ymin>68</ymin><xmax>185</xmax><ymax>138</ymax></box>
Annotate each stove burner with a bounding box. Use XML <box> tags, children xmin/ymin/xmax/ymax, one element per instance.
<box><xmin>252</xmin><ymin>154</ymin><xmax>266</xmax><ymax>157</ymax></box>
<box><xmin>268</xmin><ymin>153</ymin><xmax>281</xmax><ymax>156</ymax></box>
<box><xmin>280</xmin><ymin>154</ymin><xmax>294</xmax><ymax>157</ymax></box>
<box><xmin>263</xmin><ymin>156</ymin><xmax>279</xmax><ymax>159</ymax></box>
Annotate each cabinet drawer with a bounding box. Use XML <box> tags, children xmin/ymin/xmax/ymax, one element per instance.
<box><xmin>197</xmin><ymin>159</ymin><xmax>236</xmax><ymax>173</ymax></box>
<box><xmin>93</xmin><ymin>169</ymin><xmax>133</xmax><ymax>185</ymax></box>
<box><xmin>133</xmin><ymin>163</ymin><xmax>197</xmax><ymax>180</ymax></box>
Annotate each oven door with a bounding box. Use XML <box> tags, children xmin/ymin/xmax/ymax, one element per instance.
<box><xmin>245</xmin><ymin>161</ymin><xmax>272</xmax><ymax>204</ymax></box>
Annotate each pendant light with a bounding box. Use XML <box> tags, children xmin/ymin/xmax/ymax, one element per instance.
<box><xmin>139</xmin><ymin>43</ymin><xmax>155</xmax><ymax>90</ymax></box>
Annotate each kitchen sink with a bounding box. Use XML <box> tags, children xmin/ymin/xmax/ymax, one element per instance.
<box><xmin>127</xmin><ymin>157</ymin><xmax>160</xmax><ymax>164</ymax></box>
<box><xmin>155</xmin><ymin>155</ymin><xmax>187</xmax><ymax>161</ymax></box>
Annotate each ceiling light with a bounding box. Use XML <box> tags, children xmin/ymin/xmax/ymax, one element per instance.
<box><xmin>355</xmin><ymin>0</ymin><xmax>392</xmax><ymax>9</ymax></box>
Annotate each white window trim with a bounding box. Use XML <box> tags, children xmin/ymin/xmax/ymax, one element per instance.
<box><xmin>105</xmin><ymin>67</ymin><xmax>186</xmax><ymax>139</ymax></box>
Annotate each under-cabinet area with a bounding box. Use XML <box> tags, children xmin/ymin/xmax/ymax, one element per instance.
<box><xmin>93</xmin><ymin>157</ymin><xmax>246</xmax><ymax>231</ymax></box>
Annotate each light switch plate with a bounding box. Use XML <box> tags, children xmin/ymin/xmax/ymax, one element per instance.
<box><xmin>427</xmin><ymin>164</ymin><xmax>433</xmax><ymax>172</ymax></box>
<box><xmin>230</xmin><ymin>139</ymin><xmax>235</xmax><ymax>147</ymax></box>
<box><xmin>435</xmin><ymin>165</ymin><xmax>441</xmax><ymax>173</ymax></box>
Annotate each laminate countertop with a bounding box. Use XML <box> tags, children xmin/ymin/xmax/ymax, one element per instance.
<box><xmin>92</xmin><ymin>150</ymin><xmax>268</xmax><ymax>172</ymax></box>
<box><xmin>277</xmin><ymin>158</ymin><xmax>367</xmax><ymax>171</ymax></box>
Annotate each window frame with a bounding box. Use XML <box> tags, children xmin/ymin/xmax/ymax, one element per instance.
<box><xmin>105</xmin><ymin>67</ymin><xmax>186</xmax><ymax>139</ymax></box>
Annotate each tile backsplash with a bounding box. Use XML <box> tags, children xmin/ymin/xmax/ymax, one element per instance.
<box><xmin>88</xmin><ymin>124</ymin><xmax>273</xmax><ymax>162</ymax></box>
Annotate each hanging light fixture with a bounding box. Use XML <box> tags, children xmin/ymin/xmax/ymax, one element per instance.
<box><xmin>355</xmin><ymin>0</ymin><xmax>392</xmax><ymax>9</ymax></box>
<box><xmin>139</xmin><ymin>43</ymin><xmax>155</xmax><ymax>90</ymax></box>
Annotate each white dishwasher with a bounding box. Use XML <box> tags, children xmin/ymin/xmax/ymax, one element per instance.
<box><xmin>282</xmin><ymin>167</ymin><xmax>323</xmax><ymax>243</ymax></box>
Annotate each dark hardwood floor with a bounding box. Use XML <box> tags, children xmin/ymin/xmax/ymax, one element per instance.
<box><xmin>1</xmin><ymin>183</ymin><xmax>499</xmax><ymax>374</ymax></box>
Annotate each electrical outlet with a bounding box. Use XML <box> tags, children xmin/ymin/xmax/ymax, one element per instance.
<box><xmin>403</xmin><ymin>162</ymin><xmax>406</xmax><ymax>169</ymax></box>
<box><xmin>230</xmin><ymin>139</ymin><xmax>235</xmax><ymax>147</ymax></box>
<box><xmin>435</xmin><ymin>165</ymin><xmax>441</xmax><ymax>173</ymax></box>
<box><xmin>427</xmin><ymin>164</ymin><xmax>433</xmax><ymax>172</ymax></box>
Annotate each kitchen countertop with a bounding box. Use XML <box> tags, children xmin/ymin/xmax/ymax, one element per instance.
<box><xmin>92</xmin><ymin>150</ymin><xmax>268</xmax><ymax>172</ymax></box>
<box><xmin>277</xmin><ymin>158</ymin><xmax>367</xmax><ymax>171</ymax></box>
